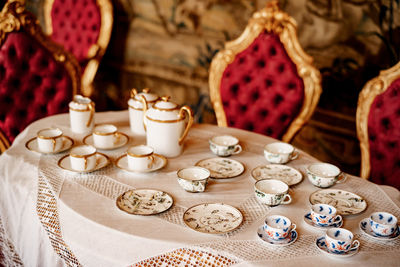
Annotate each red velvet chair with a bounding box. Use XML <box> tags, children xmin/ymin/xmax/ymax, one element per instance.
<box><xmin>0</xmin><ymin>0</ymin><xmax>81</xmax><ymax>151</ymax></box>
<box><xmin>43</xmin><ymin>0</ymin><xmax>113</xmax><ymax>97</ymax></box>
<box><xmin>209</xmin><ymin>1</ymin><xmax>321</xmax><ymax>142</ymax></box>
<box><xmin>356</xmin><ymin>61</ymin><xmax>400</xmax><ymax>189</ymax></box>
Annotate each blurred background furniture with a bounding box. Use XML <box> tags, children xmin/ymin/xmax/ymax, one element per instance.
<box><xmin>356</xmin><ymin>61</ymin><xmax>400</xmax><ymax>190</ymax></box>
<box><xmin>43</xmin><ymin>0</ymin><xmax>113</xmax><ymax>97</ymax></box>
<box><xmin>209</xmin><ymin>1</ymin><xmax>321</xmax><ymax>142</ymax></box>
<box><xmin>0</xmin><ymin>0</ymin><xmax>81</xmax><ymax>150</ymax></box>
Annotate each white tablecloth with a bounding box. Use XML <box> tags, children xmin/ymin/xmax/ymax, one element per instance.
<box><xmin>0</xmin><ymin>110</ymin><xmax>399</xmax><ymax>267</ymax></box>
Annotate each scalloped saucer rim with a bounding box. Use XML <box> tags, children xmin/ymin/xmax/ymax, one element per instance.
<box><xmin>83</xmin><ymin>132</ymin><xmax>129</xmax><ymax>150</ymax></box>
<box><xmin>359</xmin><ymin>218</ymin><xmax>400</xmax><ymax>240</ymax></box>
<box><xmin>304</xmin><ymin>212</ymin><xmax>343</xmax><ymax>229</ymax></box>
<box><xmin>57</xmin><ymin>152</ymin><xmax>110</xmax><ymax>173</ymax></box>
<box><xmin>115</xmin><ymin>153</ymin><xmax>167</xmax><ymax>173</ymax></box>
<box><xmin>257</xmin><ymin>226</ymin><xmax>298</xmax><ymax>246</ymax></box>
<box><xmin>25</xmin><ymin>136</ymin><xmax>74</xmax><ymax>154</ymax></box>
<box><xmin>316</xmin><ymin>236</ymin><xmax>359</xmax><ymax>258</ymax></box>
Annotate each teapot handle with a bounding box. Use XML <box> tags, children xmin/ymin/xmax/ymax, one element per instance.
<box><xmin>86</xmin><ymin>101</ymin><xmax>95</xmax><ymax>127</ymax></box>
<box><xmin>139</xmin><ymin>95</ymin><xmax>148</xmax><ymax>132</ymax></box>
<box><xmin>178</xmin><ymin>106</ymin><xmax>194</xmax><ymax>145</ymax></box>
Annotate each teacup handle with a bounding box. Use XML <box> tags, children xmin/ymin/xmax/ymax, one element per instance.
<box><xmin>148</xmin><ymin>155</ymin><xmax>155</xmax><ymax>169</ymax></box>
<box><xmin>291</xmin><ymin>223</ymin><xmax>296</xmax><ymax>232</ymax></box>
<box><xmin>113</xmin><ymin>132</ymin><xmax>121</xmax><ymax>145</ymax></box>
<box><xmin>232</xmin><ymin>145</ymin><xmax>242</xmax><ymax>155</ymax></box>
<box><xmin>336</xmin><ymin>172</ymin><xmax>347</xmax><ymax>184</ymax></box>
<box><xmin>333</xmin><ymin>214</ymin><xmax>342</xmax><ymax>223</ymax></box>
<box><xmin>281</xmin><ymin>194</ymin><xmax>292</xmax><ymax>205</ymax></box>
<box><xmin>290</xmin><ymin>150</ymin><xmax>299</xmax><ymax>160</ymax></box>
<box><xmin>51</xmin><ymin>138</ymin><xmax>56</xmax><ymax>151</ymax></box>
<box><xmin>351</xmin><ymin>240</ymin><xmax>360</xmax><ymax>250</ymax></box>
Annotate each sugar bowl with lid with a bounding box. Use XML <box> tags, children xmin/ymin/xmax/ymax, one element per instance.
<box><xmin>142</xmin><ymin>96</ymin><xmax>193</xmax><ymax>157</ymax></box>
<box><xmin>128</xmin><ymin>88</ymin><xmax>159</xmax><ymax>135</ymax></box>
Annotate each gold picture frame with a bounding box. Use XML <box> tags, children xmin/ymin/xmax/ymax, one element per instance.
<box><xmin>44</xmin><ymin>0</ymin><xmax>113</xmax><ymax>96</ymax></box>
<box><xmin>356</xmin><ymin>61</ymin><xmax>400</xmax><ymax>179</ymax></box>
<box><xmin>209</xmin><ymin>1</ymin><xmax>322</xmax><ymax>142</ymax></box>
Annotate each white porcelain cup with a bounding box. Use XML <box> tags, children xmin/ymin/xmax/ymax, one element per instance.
<box><xmin>69</xmin><ymin>145</ymin><xmax>97</xmax><ymax>171</ymax></box>
<box><xmin>127</xmin><ymin>145</ymin><xmax>155</xmax><ymax>171</ymax></box>
<box><xmin>177</xmin><ymin>166</ymin><xmax>210</xmax><ymax>192</ymax></box>
<box><xmin>263</xmin><ymin>215</ymin><xmax>296</xmax><ymax>240</ymax></box>
<box><xmin>69</xmin><ymin>95</ymin><xmax>95</xmax><ymax>134</ymax></box>
<box><xmin>310</xmin><ymin>204</ymin><xmax>342</xmax><ymax>227</ymax></box>
<box><xmin>264</xmin><ymin>142</ymin><xmax>298</xmax><ymax>164</ymax></box>
<box><xmin>92</xmin><ymin>124</ymin><xmax>121</xmax><ymax>149</ymax></box>
<box><xmin>307</xmin><ymin>163</ymin><xmax>347</xmax><ymax>188</ymax></box>
<box><xmin>36</xmin><ymin>128</ymin><xmax>63</xmax><ymax>153</ymax></box>
<box><xmin>325</xmin><ymin>228</ymin><xmax>359</xmax><ymax>254</ymax></box>
<box><xmin>209</xmin><ymin>135</ymin><xmax>242</xmax><ymax>157</ymax></box>
<box><xmin>254</xmin><ymin>179</ymin><xmax>292</xmax><ymax>206</ymax></box>
<box><xmin>369</xmin><ymin>212</ymin><xmax>398</xmax><ymax>237</ymax></box>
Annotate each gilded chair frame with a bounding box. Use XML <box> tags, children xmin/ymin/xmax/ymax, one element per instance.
<box><xmin>356</xmin><ymin>61</ymin><xmax>400</xmax><ymax>179</ymax></box>
<box><xmin>0</xmin><ymin>0</ymin><xmax>81</xmax><ymax>151</ymax></box>
<box><xmin>43</xmin><ymin>0</ymin><xmax>113</xmax><ymax>97</ymax></box>
<box><xmin>209</xmin><ymin>1</ymin><xmax>322</xmax><ymax>143</ymax></box>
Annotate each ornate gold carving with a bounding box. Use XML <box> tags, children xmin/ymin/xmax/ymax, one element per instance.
<box><xmin>209</xmin><ymin>0</ymin><xmax>322</xmax><ymax>142</ymax></box>
<box><xmin>356</xmin><ymin>61</ymin><xmax>400</xmax><ymax>179</ymax></box>
<box><xmin>0</xmin><ymin>0</ymin><xmax>81</xmax><ymax>97</ymax></box>
<box><xmin>0</xmin><ymin>129</ymin><xmax>10</xmax><ymax>153</ymax></box>
<box><xmin>44</xmin><ymin>0</ymin><xmax>114</xmax><ymax>97</ymax></box>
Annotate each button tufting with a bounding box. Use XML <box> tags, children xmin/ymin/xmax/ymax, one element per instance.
<box><xmin>265</xmin><ymin>79</ymin><xmax>273</xmax><ymax>88</ymax></box>
<box><xmin>273</xmin><ymin>94</ymin><xmax>284</xmax><ymax>106</ymax></box>
<box><xmin>259</xmin><ymin>109</ymin><xmax>268</xmax><ymax>118</ymax></box>
<box><xmin>251</xmin><ymin>91</ymin><xmax>259</xmax><ymax>101</ymax></box>
<box><xmin>277</xmin><ymin>63</ymin><xmax>285</xmax><ymax>73</ymax></box>
<box><xmin>243</xmin><ymin>75</ymin><xmax>252</xmax><ymax>84</ymax></box>
<box><xmin>253</xmin><ymin>45</ymin><xmax>259</xmax><ymax>52</ymax></box>
<box><xmin>230</xmin><ymin>83</ymin><xmax>239</xmax><ymax>95</ymax></box>
<box><xmin>380</xmin><ymin>117</ymin><xmax>391</xmax><ymax>130</ymax></box>
<box><xmin>269</xmin><ymin>46</ymin><xmax>277</xmax><ymax>56</ymax></box>
<box><xmin>257</xmin><ymin>60</ymin><xmax>265</xmax><ymax>68</ymax></box>
<box><xmin>287</xmin><ymin>82</ymin><xmax>296</xmax><ymax>90</ymax></box>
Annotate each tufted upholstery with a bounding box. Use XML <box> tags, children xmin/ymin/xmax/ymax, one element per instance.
<box><xmin>0</xmin><ymin>0</ymin><xmax>80</xmax><ymax>146</ymax></box>
<box><xmin>220</xmin><ymin>32</ymin><xmax>304</xmax><ymax>139</ymax></box>
<box><xmin>0</xmin><ymin>32</ymin><xmax>73</xmax><ymax>143</ymax></box>
<box><xmin>49</xmin><ymin>0</ymin><xmax>101</xmax><ymax>70</ymax></box>
<box><xmin>366</xmin><ymin>77</ymin><xmax>400</xmax><ymax>188</ymax></box>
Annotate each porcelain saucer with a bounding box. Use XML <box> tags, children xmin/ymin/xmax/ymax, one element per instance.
<box><xmin>257</xmin><ymin>226</ymin><xmax>298</xmax><ymax>246</ymax></box>
<box><xmin>195</xmin><ymin>158</ymin><xmax>245</xmax><ymax>179</ymax></box>
<box><xmin>115</xmin><ymin>153</ymin><xmax>167</xmax><ymax>173</ymax></box>
<box><xmin>304</xmin><ymin>212</ymin><xmax>343</xmax><ymax>229</ymax></box>
<box><xmin>359</xmin><ymin>218</ymin><xmax>400</xmax><ymax>240</ymax></box>
<box><xmin>57</xmin><ymin>152</ymin><xmax>110</xmax><ymax>173</ymax></box>
<box><xmin>83</xmin><ymin>132</ymin><xmax>129</xmax><ymax>150</ymax></box>
<box><xmin>316</xmin><ymin>236</ymin><xmax>359</xmax><ymax>258</ymax></box>
<box><xmin>25</xmin><ymin>136</ymin><xmax>74</xmax><ymax>154</ymax></box>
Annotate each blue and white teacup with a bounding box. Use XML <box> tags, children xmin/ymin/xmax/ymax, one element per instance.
<box><xmin>369</xmin><ymin>212</ymin><xmax>398</xmax><ymax>237</ymax></box>
<box><xmin>325</xmin><ymin>228</ymin><xmax>359</xmax><ymax>254</ymax></box>
<box><xmin>310</xmin><ymin>204</ymin><xmax>342</xmax><ymax>227</ymax></box>
<box><xmin>263</xmin><ymin>215</ymin><xmax>296</xmax><ymax>240</ymax></box>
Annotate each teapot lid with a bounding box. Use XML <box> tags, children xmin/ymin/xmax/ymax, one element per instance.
<box><xmin>69</xmin><ymin>95</ymin><xmax>94</xmax><ymax>110</ymax></box>
<box><xmin>146</xmin><ymin>96</ymin><xmax>181</xmax><ymax>121</ymax></box>
<box><xmin>128</xmin><ymin>88</ymin><xmax>159</xmax><ymax>109</ymax></box>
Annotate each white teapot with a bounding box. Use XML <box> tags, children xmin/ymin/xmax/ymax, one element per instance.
<box><xmin>128</xmin><ymin>88</ymin><xmax>159</xmax><ymax>135</ymax></box>
<box><xmin>142</xmin><ymin>96</ymin><xmax>193</xmax><ymax>157</ymax></box>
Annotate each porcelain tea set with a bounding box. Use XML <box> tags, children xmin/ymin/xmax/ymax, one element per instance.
<box><xmin>24</xmin><ymin>90</ymin><xmax>400</xmax><ymax>256</ymax></box>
